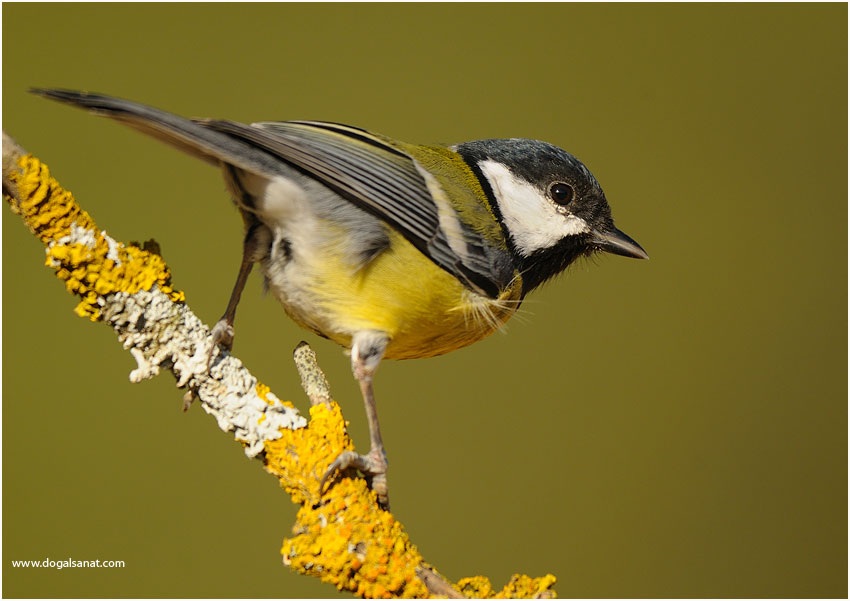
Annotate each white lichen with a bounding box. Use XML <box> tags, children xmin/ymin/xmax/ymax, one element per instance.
<box><xmin>100</xmin><ymin>286</ymin><xmax>306</xmax><ymax>457</ymax></box>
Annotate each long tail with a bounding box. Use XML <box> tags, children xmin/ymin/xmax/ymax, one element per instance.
<box><xmin>31</xmin><ymin>88</ymin><xmax>282</xmax><ymax>176</ymax></box>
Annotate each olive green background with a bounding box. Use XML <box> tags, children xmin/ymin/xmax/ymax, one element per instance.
<box><xmin>3</xmin><ymin>3</ymin><xmax>846</xmax><ymax>599</ymax></box>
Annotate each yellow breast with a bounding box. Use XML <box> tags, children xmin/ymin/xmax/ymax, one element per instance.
<box><xmin>273</xmin><ymin>230</ymin><xmax>523</xmax><ymax>360</ymax></box>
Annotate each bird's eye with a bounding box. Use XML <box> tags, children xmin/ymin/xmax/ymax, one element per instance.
<box><xmin>548</xmin><ymin>182</ymin><xmax>575</xmax><ymax>206</ymax></box>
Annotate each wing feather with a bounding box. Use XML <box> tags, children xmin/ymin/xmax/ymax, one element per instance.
<box><xmin>204</xmin><ymin>119</ymin><xmax>512</xmax><ymax>297</ymax></box>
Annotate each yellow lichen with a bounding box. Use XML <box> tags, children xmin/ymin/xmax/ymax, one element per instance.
<box><xmin>8</xmin><ymin>154</ymin><xmax>184</xmax><ymax>320</ymax></box>
<box><xmin>263</xmin><ymin>400</ymin><xmax>558</xmax><ymax>599</ymax></box>
<box><xmin>495</xmin><ymin>573</ymin><xmax>557</xmax><ymax>598</ymax></box>
<box><xmin>264</xmin><ymin>402</ymin><xmax>354</xmax><ymax>506</ymax></box>
<box><xmin>456</xmin><ymin>576</ymin><xmax>496</xmax><ymax>598</ymax></box>
<box><xmin>456</xmin><ymin>573</ymin><xmax>557</xmax><ymax>598</ymax></box>
<box><xmin>265</xmin><ymin>403</ymin><xmax>428</xmax><ymax>598</ymax></box>
<box><xmin>282</xmin><ymin>477</ymin><xmax>427</xmax><ymax>598</ymax></box>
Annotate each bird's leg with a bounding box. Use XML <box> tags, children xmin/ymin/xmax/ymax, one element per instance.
<box><xmin>356</xmin><ymin>364</ymin><xmax>389</xmax><ymax>504</ymax></box>
<box><xmin>321</xmin><ymin>330</ymin><xmax>391</xmax><ymax>510</ymax></box>
<box><xmin>206</xmin><ymin>164</ymin><xmax>271</xmax><ymax>368</ymax></box>
<box><xmin>207</xmin><ymin>224</ymin><xmax>262</xmax><ymax>368</ymax></box>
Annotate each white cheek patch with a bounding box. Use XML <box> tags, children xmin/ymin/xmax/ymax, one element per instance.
<box><xmin>478</xmin><ymin>160</ymin><xmax>589</xmax><ymax>257</ymax></box>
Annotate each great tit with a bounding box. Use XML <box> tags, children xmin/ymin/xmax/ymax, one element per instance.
<box><xmin>33</xmin><ymin>89</ymin><xmax>648</xmax><ymax>509</ymax></box>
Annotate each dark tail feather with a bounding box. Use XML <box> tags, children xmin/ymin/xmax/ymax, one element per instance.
<box><xmin>31</xmin><ymin>88</ymin><xmax>283</xmax><ymax>176</ymax></box>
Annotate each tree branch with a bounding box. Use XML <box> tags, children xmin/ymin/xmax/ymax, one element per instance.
<box><xmin>2</xmin><ymin>131</ymin><xmax>557</xmax><ymax>599</ymax></box>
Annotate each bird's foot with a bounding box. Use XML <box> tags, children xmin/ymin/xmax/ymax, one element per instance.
<box><xmin>321</xmin><ymin>447</ymin><xmax>389</xmax><ymax>510</ymax></box>
<box><xmin>207</xmin><ymin>318</ymin><xmax>235</xmax><ymax>369</ymax></box>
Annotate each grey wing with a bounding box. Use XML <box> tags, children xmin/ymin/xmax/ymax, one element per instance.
<box><xmin>31</xmin><ymin>89</ymin><xmax>511</xmax><ymax>297</ymax></box>
<box><xmin>203</xmin><ymin>119</ymin><xmax>512</xmax><ymax>298</ymax></box>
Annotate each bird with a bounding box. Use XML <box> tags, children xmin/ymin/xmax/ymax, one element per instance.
<box><xmin>32</xmin><ymin>88</ymin><xmax>648</xmax><ymax>509</ymax></box>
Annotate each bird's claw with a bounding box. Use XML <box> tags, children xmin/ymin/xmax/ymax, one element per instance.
<box><xmin>207</xmin><ymin>319</ymin><xmax>235</xmax><ymax>369</ymax></box>
<box><xmin>320</xmin><ymin>448</ymin><xmax>389</xmax><ymax>510</ymax></box>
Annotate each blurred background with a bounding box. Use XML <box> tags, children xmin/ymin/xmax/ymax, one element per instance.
<box><xmin>3</xmin><ymin>4</ymin><xmax>846</xmax><ymax>598</ymax></box>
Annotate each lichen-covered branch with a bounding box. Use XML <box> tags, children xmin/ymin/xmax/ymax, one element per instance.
<box><xmin>2</xmin><ymin>131</ymin><xmax>557</xmax><ymax>599</ymax></box>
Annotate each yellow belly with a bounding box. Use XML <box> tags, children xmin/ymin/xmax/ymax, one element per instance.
<box><xmin>273</xmin><ymin>231</ymin><xmax>522</xmax><ymax>360</ymax></box>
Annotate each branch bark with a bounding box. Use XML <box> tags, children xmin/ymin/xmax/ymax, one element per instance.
<box><xmin>2</xmin><ymin>131</ymin><xmax>557</xmax><ymax>599</ymax></box>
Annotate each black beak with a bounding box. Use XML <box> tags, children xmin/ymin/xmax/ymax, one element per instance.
<box><xmin>593</xmin><ymin>227</ymin><xmax>649</xmax><ymax>260</ymax></box>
